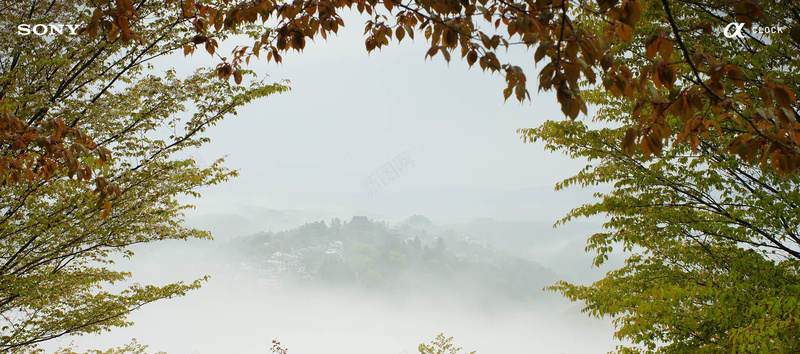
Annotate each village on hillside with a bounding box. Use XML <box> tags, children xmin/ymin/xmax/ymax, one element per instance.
<box><xmin>221</xmin><ymin>216</ymin><xmax>560</xmax><ymax>304</ymax></box>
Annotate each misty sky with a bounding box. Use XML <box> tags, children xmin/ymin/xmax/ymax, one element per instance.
<box><xmin>169</xmin><ymin>13</ymin><xmax>596</xmax><ymax>228</ymax></box>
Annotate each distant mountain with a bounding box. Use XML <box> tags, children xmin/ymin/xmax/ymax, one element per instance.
<box><xmin>441</xmin><ymin>218</ymin><xmax>622</xmax><ymax>284</ymax></box>
<box><xmin>398</xmin><ymin>214</ymin><xmax>436</xmax><ymax>231</ymax></box>
<box><xmin>185</xmin><ymin>207</ymin><xmax>339</xmax><ymax>241</ymax></box>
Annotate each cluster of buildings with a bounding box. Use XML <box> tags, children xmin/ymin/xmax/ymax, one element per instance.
<box><xmin>262</xmin><ymin>240</ymin><xmax>345</xmax><ymax>276</ymax></box>
<box><xmin>238</xmin><ymin>216</ymin><xmax>496</xmax><ymax>281</ymax></box>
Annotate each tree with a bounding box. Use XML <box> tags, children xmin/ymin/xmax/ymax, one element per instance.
<box><xmin>523</xmin><ymin>53</ymin><xmax>800</xmax><ymax>353</ymax></box>
<box><xmin>270</xmin><ymin>339</ymin><xmax>289</xmax><ymax>354</ymax></box>
<box><xmin>54</xmin><ymin>340</ymin><xmax>164</xmax><ymax>354</ymax></box>
<box><xmin>495</xmin><ymin>1</ymin><xmax>800</xmax><ymax>352</ymax></box>
<box><xmin>0</xmin><ymin>1</ymin><xmax>287</xmax><ymax>351</ymax></box>
<box><xmin>418</xmin><ymin>333</ymin><xmax>476</xmax><ymax>354</ymax></box>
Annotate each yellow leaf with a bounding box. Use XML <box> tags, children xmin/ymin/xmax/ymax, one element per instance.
<box><xmin>102</xmin><ymin>201</ymin><xmax>111</xmax><ymax>219</ymax></box>
<box><xmin>658</xmin><ymin>39</ymin><xmax>673</xmax><ymax>60</ymax></box>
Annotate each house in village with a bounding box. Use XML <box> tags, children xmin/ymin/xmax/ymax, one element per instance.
<box><xmin>266</xmin><ymin>251</ymin><xmax>301</xmax><ymax>273</ymax></box>
<box><xmin>324</xmin><ymin>240</ymin><xmax>344</xmax><ymax>260</ymax></box>
<box><xmin>463</xmin><ymin>236</ymin><xmax>488</xmax><ymax>248</ymax></box>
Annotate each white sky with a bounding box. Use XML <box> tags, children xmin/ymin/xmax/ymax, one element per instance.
<box><xmin>171</xmin><ymin>12</ymin><xmax>594</xmax><ymax>227</ymax></box>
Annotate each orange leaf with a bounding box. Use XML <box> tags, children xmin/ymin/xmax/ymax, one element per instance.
<box><xmin>425</xmin><ymin>46</ymin><xmax>439</xmax><ymax>59</ymax></box>
<box><xmin>616</xmin><ymin>24</ymin><xmax>632</xmax><ymax>42</ymax></box>
<box><xmin>645</xmin><ymin>36</ymin><xmax>660</xmax><ymax>59</ymax></box>
<box><xmin>727</xmin><ymin>66</ymin><xmax>746</xmax><ymax>90</ymax></box>
<box><xmin>773</xmin><ymin>85</ymin><xmax>796</xmax><ymax>109</ymax></box>
<box><xmin>467</xmin><ymin>51</ymin><xmax>478</xmax><ymax>67</ymax></box>
<box><xmin>622</xmin><ymin>0</ymin><xmax>642</xmax><ymax>28</ymax></box>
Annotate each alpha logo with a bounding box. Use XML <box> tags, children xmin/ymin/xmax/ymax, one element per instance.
<box><xmin>723</xmin><ymin>22</ymin><xmax>746</xmax><ymax>38</ymax></box>
<box><xmin>17</xmin><ymin>24</ymin><xmax>80</xmax><ymax>36</ymax></box>
<box><xmin>722</xmin><ymin>22</ymin><xmax>785</xmax><ymax>39</ymax></box>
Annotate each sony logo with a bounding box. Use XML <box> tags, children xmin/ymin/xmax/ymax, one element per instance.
<box><xmin>17</xmin><ymin>24</ymin><xmax>80</xmax><ymax>36</ymax></box>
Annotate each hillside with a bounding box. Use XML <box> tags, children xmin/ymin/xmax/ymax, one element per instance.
<box><xmin>223</xmin><ymin>216</ymin><xmax>562</xmax><ymax>306</ymax></box>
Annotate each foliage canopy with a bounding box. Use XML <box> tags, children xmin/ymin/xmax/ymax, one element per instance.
<box><xmin>68</xmin><ymin>0</ymin><xmax>800</xmax><ymax>176</ymax></box>
<box><xmin>529</xmin><ymin>109</ymin><xmax>800</xmax><ymax>352</ymax></box>
<box><xmin>5</xmin><ymin>0</ymin><xmax>799</xmax><ymax>186</ymax></box>
<box><xmin>518</xmin><ymin>1</ymin><xmax>800</xmax><ymax>348</ymax></box>
<box><xmin>1</xmin><ymin>0</ymin><xmax>286</xmax><ymax>350</ymax></box>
